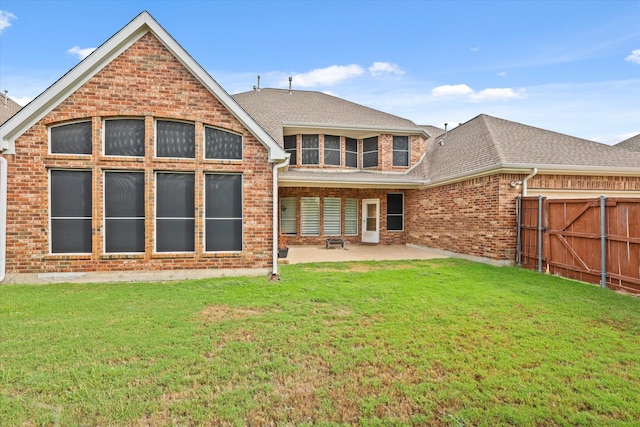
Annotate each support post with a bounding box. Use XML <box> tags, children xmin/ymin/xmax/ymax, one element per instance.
<box><xmin>600</xmin><ymin>195</ymin><xmax>607</xmax><ymax>288</ymax></box>
<box><xmin>538</xmin><ymin>195</ymin><xmax>544</xmax><ymax>273</ymax></box>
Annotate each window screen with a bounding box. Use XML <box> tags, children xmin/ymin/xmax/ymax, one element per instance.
<box><xmin>345</xmin><ymin>198</ymin><xmax>358</xmax><ymax>235</ymax></box>
<box><xmin>205</xmin><ymin>174</ymin><xmax>242</xmax><ymax>252</ymax></box>
<box><xmin>156</xmin><ymin>120</ymin><xmax>195</xmax><ymax>158</ymax></box>
<box><xmin>284</xmin><ymin>135</ymin><xmax>297</xmax><ymax>166</ymax></box>
<box><xmin>393</xmin><ymin>135</ymin><xmax>409</xmax><ymax>167</ymax></box>
<box><xmin>105</xmin><ymin>172</ymin><xmax>145</xmax><ymax>253</ymax></box>
<box><xmin>50</xmin><ymin>122</ymin><xmax>92</xmax><ymax>155</ymax></box>
<box><xmin>301</xmin><ymin>134</ymin><xmax>319</xmax><ymax>165</ymax></box>
<box><xmin>363</xmin><ymin>136</ymin><xmax>378</xmax><ymax>168</ymax></box>
<box><xmin>387</xmin><ymin>193</ymin><xmax>404</xmax><ymax>231</ymax></box>
<box><xmin>280</xmin><ymin>197</ymin><xmax>297</xmax><ymax>234</ymax></box>
<box><xmin>300</xmin><ymin>197</ymin><xmax>320</xmax><ymax>236</ymax></box>
<box><xmin>324</xmin><ymin>135</ymin><xmax>341</xmax><ymax>166</ymax></box>
<box><xmin>50</xmin><ymin>170</ymin><xmax>92</xmax><ymax>253</ymax></box>
<box><xmin>345</xmin><ymin>137</ymin><xmax>358</xmax><ymax>168</ymax></box>
<box><xmin>104</xmin><ymin>119</ymin><xmax>145</xmax><ymax>157</ymax></box>
<box><xmin>156</xmin><ymin>173</ymin><xmax>195</xmax><ymax>252</ymax></box>
<box><xmin>323</xmin><ymin>197</ymin><xmax>341</xmax><ymax>236</ymax></box>
<box><xmin>205</xmin><ymin>127</ymin><xmax>242</xmax><ymax>160</ymax></box>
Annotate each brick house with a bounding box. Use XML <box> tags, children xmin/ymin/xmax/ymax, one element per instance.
<box><xmin>1</xmin><ymin>12</ymin><xmax>639</xmax><ymax>283</ymax></box>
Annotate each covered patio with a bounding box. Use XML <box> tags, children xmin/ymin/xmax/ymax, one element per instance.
<box><xmin>281</xmin><ymin>244</ymin><xmax>449</xmax><ymax>264</ymax></box>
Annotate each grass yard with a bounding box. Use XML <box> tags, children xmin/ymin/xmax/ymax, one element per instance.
<box><xmin>1</xmin><ymin>258</ymin><xmax>639</xmax><ymax>426</ymax></box>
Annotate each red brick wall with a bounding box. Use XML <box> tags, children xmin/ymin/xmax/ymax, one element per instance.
<box><xmin>2</xmin><ymin>33</ymin><xmax>274</xmax><ymax>275</ymax></box>
<box><xmin>279</xmin><ymin>187</ymin><xmax>407</xmax><ymax>246</ymax></box>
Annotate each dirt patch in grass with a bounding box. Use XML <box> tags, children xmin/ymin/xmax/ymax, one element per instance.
<box><xmin>200</xmin><ymin>305</ymin><xmax>271</xmax><ymax>323</ymax></box>
<box><xmin>302</xmin><ymin>262</ymin><xmax>418</xmax><ymax>273</ymax></box>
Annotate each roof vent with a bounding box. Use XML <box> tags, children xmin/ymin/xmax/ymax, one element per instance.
<box><xmin>288</xmin><ymin>77</ymin><xmax>292</xmax><ymax>94</ymax></box>
<box><xmin>438</xmin><ymin>123</ymin><xmax>448</xmax><ymax>147</ymax></box>
<box><xmin>256</xmin><ymin>75</ymin><xmax>261</xmax><ymax>91</ymax></box>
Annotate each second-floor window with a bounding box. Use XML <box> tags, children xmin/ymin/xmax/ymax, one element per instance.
<box><xmin>104</xmin><ymin>119</ymin><xmax>145</xmax><ymax>157</ymax></box>
<box><xmin>205</xmin><ymin>127</ymin><xmax>242</xmax><ymax>160</ymax></box>
<box><xmin>156</xmin><ymin>120</ymin><xmax>195</xmax><ymax>159</ymax></box>
<box><xmin>324</xmin><ymin>135</ymin><xmax>340</xmax><ymax>166</ymax></box>
<box><xmin>363</xmin><ymin>136</ymin><xmax>378</xmax><ymax>168</ymax></box>
<box><xmin>393</xmin><ymin>136</ymin><xmax>409</xmax><ymax>167</ymax></box>
<box><xmin>345</xmin><ymin>137</ymin><xmax>358</xmax><ymax>168</ymax></box>
<box><xmin>284</xmin><ymin>135</ymin><xmax>297</xmax><ymax>165</ymax></box>
<box><xmin>50</xmin><ymin>121</ymin><xmax>92</xmax><ymax>155</ymax></box>
<box><xmin>301</xmin><ymin>134</ymin><xmax>319</xmax><ymax>165</ymax></box>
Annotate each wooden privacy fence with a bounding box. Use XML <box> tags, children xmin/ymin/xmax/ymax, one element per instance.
<box><xmin>517</xmin><ymin>196</ymin><xmax>640</xmax><ymax>295</ymax></box>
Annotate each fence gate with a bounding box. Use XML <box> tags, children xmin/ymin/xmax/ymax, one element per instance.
<box><xmin>517</xmin><ymin>196</ymin><xmax>640</xmax><ymax>295</ymax></box>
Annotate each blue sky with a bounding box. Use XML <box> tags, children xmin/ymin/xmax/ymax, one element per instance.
<box><xmin>1</xmin><ymin>0</ymin><xmax>639</xmax><ymax>144</ymax></box>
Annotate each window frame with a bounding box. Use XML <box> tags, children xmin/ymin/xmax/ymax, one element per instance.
<box><xmin>284</xmin><ymin>135</ymin><xmax>297</xmax><ymax>166</ymax></box>
<box><xmin>204</xmin><ymin>173</ymin><xmax>243</xmax><ymax>253</ymax></box>
<box><xmin>103</xmin><ymin>170</ymin><xmax>146</xmax><ymax>254</ymax></box>
<box><xmin>345</xmin><ymin>137</ymin><xmax>358</xmax><ymax>168</ymax></box>
<box><xmin>49</xmin><ymin>121</ymin><xmax>92</xmax><ymax>156</ymax></box>
<box><xmin>300</xmin><ymin>197</ymin><xmax>320</xmax><ymax>236</ymax></box>
<box><xmin>301</xmin><ymin>134</ymin><xmax>319</xmax><ymax>165</ymax></box>
<box><xmin>386</xmin><ymin>193</ymin><xmax>404</xmax><ymax>232</ymax></box>
<box><xmin>155</xmin><ymin>119</ymin><xmax>195</xmax><ymax>159</ymax></box>
<box><xmin>280</xmin><ymin>197</ymin><xmax>297</xmax><ymax>235</ymax></box>
<box><xmin>363</xmin><ymin>136</ymin><xmax>379</xmax><ymax>168</ymax></box>
<box><xmin>155</xmin><ymin>171</ymin><xmax>196</xmax><ymax>253</ymax></box>
<box><xmin>323</xmin><ymin>135</ymin><xmax>341</xmax><ymax>166</ymax></box>
<box><xmin>323</xmin><ymin>197</ymin><xmax>341</xmax><ymax>236</ymax></box>
<box><xmin>345</xmin><ymin>198</ymin><xmax>358</xmax><ymax>236</ymax></box>
<box><xmin>49</xmin><ymin>169</ymin><xmax>93</xmax><ymax>254</ymax></box>
<box><xmin>204</xmin><ymin>126</ymin><xmax>243</xmax><ymax>161</ymax></box>
<box><xmin>392</xmin><ymin>135</ymin><xmax>410</xmax><ymax>167</ymax></box>
<box><xmin>103</xmin><ymin>118</ymin><xmax>145</xmax><ymax>158</ymax></box>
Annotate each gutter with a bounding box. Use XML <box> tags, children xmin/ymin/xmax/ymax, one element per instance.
<box><xmin>521</xmin><ymin>168</ymin><xmax>538</xmax><ymax>197</ymax></box>
<box><xmin>271</xmin><ymin>155</ymin><xmax>290</xmax><ymax>279</ymax></box>
<box><xmin>0</xmin><ymin>156</ymin><xmax>7</xmax><ymax>282</ymax></box>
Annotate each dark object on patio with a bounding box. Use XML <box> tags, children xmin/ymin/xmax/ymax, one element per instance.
<box><xmin>326</xmin><ymin>239</ymin><xmax>346</xmax><ymax>250</ymax></box>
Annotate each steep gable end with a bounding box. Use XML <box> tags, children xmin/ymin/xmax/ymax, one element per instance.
<box><xmin>0</xmin><ymin>11</ymin><xmax>284</xmax><ymax>161</ymax></box>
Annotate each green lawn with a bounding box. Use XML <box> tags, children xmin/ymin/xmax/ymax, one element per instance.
<box><xmin>1</xmin><ymin>259</ymin><xmax>639</xmax><ymax>426</ymax></box>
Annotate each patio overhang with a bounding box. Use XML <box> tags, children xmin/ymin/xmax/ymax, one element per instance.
<box><xmin>278</xmin><ymin>170</ymin><xmax>426</xmax><ymax>189</ymax></box>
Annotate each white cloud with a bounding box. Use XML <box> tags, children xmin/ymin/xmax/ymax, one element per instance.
<box><xmin>431</xmin><ymin>84</ymin><xmax>474</xmax><ymax>97</ymax></box>
<box><xmin>10</xmin><ymin>96</ymin><xmax>31</xmax><ymax>106</ymax></box>
<box><xmin>470</xmin><ymin>47</ymin><xmax>480</xmax><ymax>52</ymax></box>
<box><xmin>497</xmin><ymin>72</ymin><xmax>507</xmax><ymax>77</ymax></box>
<box><xmin>469</xmin><ymin>88</ymin><xmax>526</xmax><ymax>102</ymax></box>
<box><xmin>368</xmin><ymin>62</ymin><xmax>405</xmax><ymax>77</ymax></box>
<box><xmin>0</xmin><ymin>10</ymin><xmax>16</xmax><ymax>34</ymax></box>
<box><xmin>67</xmin><ymin>45</ymin><xmax>97</xmax><ymax>60</ymax></box>
<box><xmin>288</xmin><ymin>64</ymin><xmax>364</xmax><ymax>87</ymax></box>
<box><xmin>625</xmin><ymin>49</ymin><xmax>640</xmax><ymax>64</ymax></box>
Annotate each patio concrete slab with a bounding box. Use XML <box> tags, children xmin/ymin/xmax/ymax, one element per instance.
<box><xmin>282</xmin><ymin>244</ymin><xmax>449</xmax><ymax>264</ymax></box>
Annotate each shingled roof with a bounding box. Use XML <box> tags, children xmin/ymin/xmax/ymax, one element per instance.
<box><xmin>0</xmin><ymin>96</ymin><xmax>22</xmax><ymax>125</ymax></box>
<box><xmin>233</xmin><ymin>88</ymin><xmax>427</xmax><ymax>146</ymax></box>
<box><xmin>616</xmin><ymin>134</ymin><xmax>640</xmax><ymax>152</ymax></box>
<box><xmin>412</xmin><ymin>114</ymin><xmax>640</xmax><ymax>184</ymax></box>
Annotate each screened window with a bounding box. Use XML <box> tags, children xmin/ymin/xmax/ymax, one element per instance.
<box><xmin>105</xmin><ymin>172</ymin><xmax>145</xmax><ymax>253</ymax></box>
<box><xmin>345</xmin><ymin>198</ymin><xmax>358</xmax><ymax>236</ymax></box>
<box><xmin>324</xmin><ymin>135</ymin><xmax>341</xmax><ymax>166</ymax></box>
<box><xmin>300</xmin><ymin>197</ymin><xmax>320</xmax><ymax>236</ymax></box>
<box><xmin>284</xmin><ymin>135</ymin><xmax>297</xmax><ymax>166</ymax></box>
<box><xmin>301</xmin><ymin>134</ymin><xmax>319</xmax><ymax>165</ymax></box>
<box><xmin>387</xmin><ymin>193</ymin><xmax>404</xmax><ymax>231</ymax></box>
<box><xmin>50</xmin><ymin>121</ymin><xmax>92</xmax><ymax>155</ymax></box>
<box><xmin>280</xmin><ymin>197</ymin><xmax>297</xmax><ymax>234</ymax></box>
<box><xmin>363</xmin><ymin>136</ymin><xmax>378</xmax><ymax>168</ymax></box>
<box><xmin>156</xmin><ymin>173</ymin><xmax>195</xmax><ymax>252</ymax></box>
<box><xmin>205</xmin><ymin>174</ymin><xmax>243</xmax><ymax>252</ymax></box>
<box><xmin>50</xmin><ymin>170</ymin><xmax>92</xmax><ymax>253</ymax></box>
<box><xmin>323</xmin><ymin>197</ymin><xmax>341</xmax><ymax>236</ymax></box>
<box><xmin>156</xmin><ymin>120</ymin><xmax>195</xmax><ymax>158</ymax></box>
<box><xmin>393</xmin><ymin>136</ymin><xmax>409</xmax><ymax>167</ymax></box>
<box><xmin>345</xmin><ymin>137</ymin><xmax>358</xmax><ymax>168</ymax></box>
<box><xmin>205</xmin><ymin>127</ymin><xmax>242</xmax><ymax>160</ymax></box>
<box><xmin>104</xmin><ymin>119</ymin><xmax>145</xmax><ymax>157</ymax></box>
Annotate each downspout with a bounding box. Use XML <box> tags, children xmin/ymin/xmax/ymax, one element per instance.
<box><xmin>271</xmin><ymin>154</ymin><xmax>290</xmax><ymax>279</ymax></box>
<box><xmin>0</xmin><ymin>156</ymin><xmax>7</xmax><ymax>282</ymax></box>
<box><xmin>521</xmin><ymin>167</ymin><xmax>538</xmax><ymax>197</ymax></box>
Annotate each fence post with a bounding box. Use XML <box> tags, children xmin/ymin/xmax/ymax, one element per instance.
<box><xmin>600</xmin><ymin>195</ymin><xmax>607</xmax><ymax>288</ymax></box>
<box><xmin>538</xmin><ymin>195</ymin><xmax>544</xmax><ymax>273</ymax></box>
<box><xmin>516</xmin><ymin>196</ymin><xmax>522</xmax><ymax>266</ymax></box>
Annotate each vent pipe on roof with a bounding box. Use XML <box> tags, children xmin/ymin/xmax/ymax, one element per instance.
<box><xmin>257</xmin><ymin>75</ymin><xmax>261</xmax><ymax>91</ymax></box>
<box><xmin>288</xmin><ymin>77</ymin><xmax>292</xmax><ymax>94</ymax></box>
<box><xmin>438</xmin><ymin>123</ymin><xmax>448</xmax><ymax>147</ymax></box>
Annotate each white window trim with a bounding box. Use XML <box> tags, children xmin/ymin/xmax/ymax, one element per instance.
<box><xmin>203</xmin><ymin>172</ymin><xmax>244</xmax><ymax>253</ymax></box>
<box><xmin>154</xmin><ymin>119</ymin><xmax>195</xmax><ymax>159</ymax></box>
<box><xmin>203</xmin><ymin>125</ymin><xmax>243</xmax><ymax>161</ymax></box>
<box><xmin>49</xmin><ymin>120</ymin><xmax>92</xmax><ymax>156</ymax></box>
<box><xmin>392</xmin><ymin>135</ymin><xmax>410</xmax><ymax>167</ymax></box>
<box><xmin>345</xmin><ymin>198</ymin><xmax>358</xmax><ymax>236</ymax></box>
<box><xmin>301</xmin><ymin>134</ymin><xmax>320</xmax><ymax>165</ymax></box>
<box><xmin>323</xmin><ymin>197</ymin><xmax>341</xmax><ymax>236</ymax></box>
<box><xmin>102</xmin><ymin>117</ymin><xmax>145</xmax><ymax>158</ymax></box>
<box><xmin>300</xmin><ymin>197</ymin><xmax>320</xmax><ymax>236</ymax></box>
<box><xmin>323</xmin><ymin>135</ymin><xmax>341</xmax><ymax>167</ymax></box>
<box><xmin>345</xmin><ymin>138</ymin><xmax>359</xmax><ymax>169</ymax></box>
